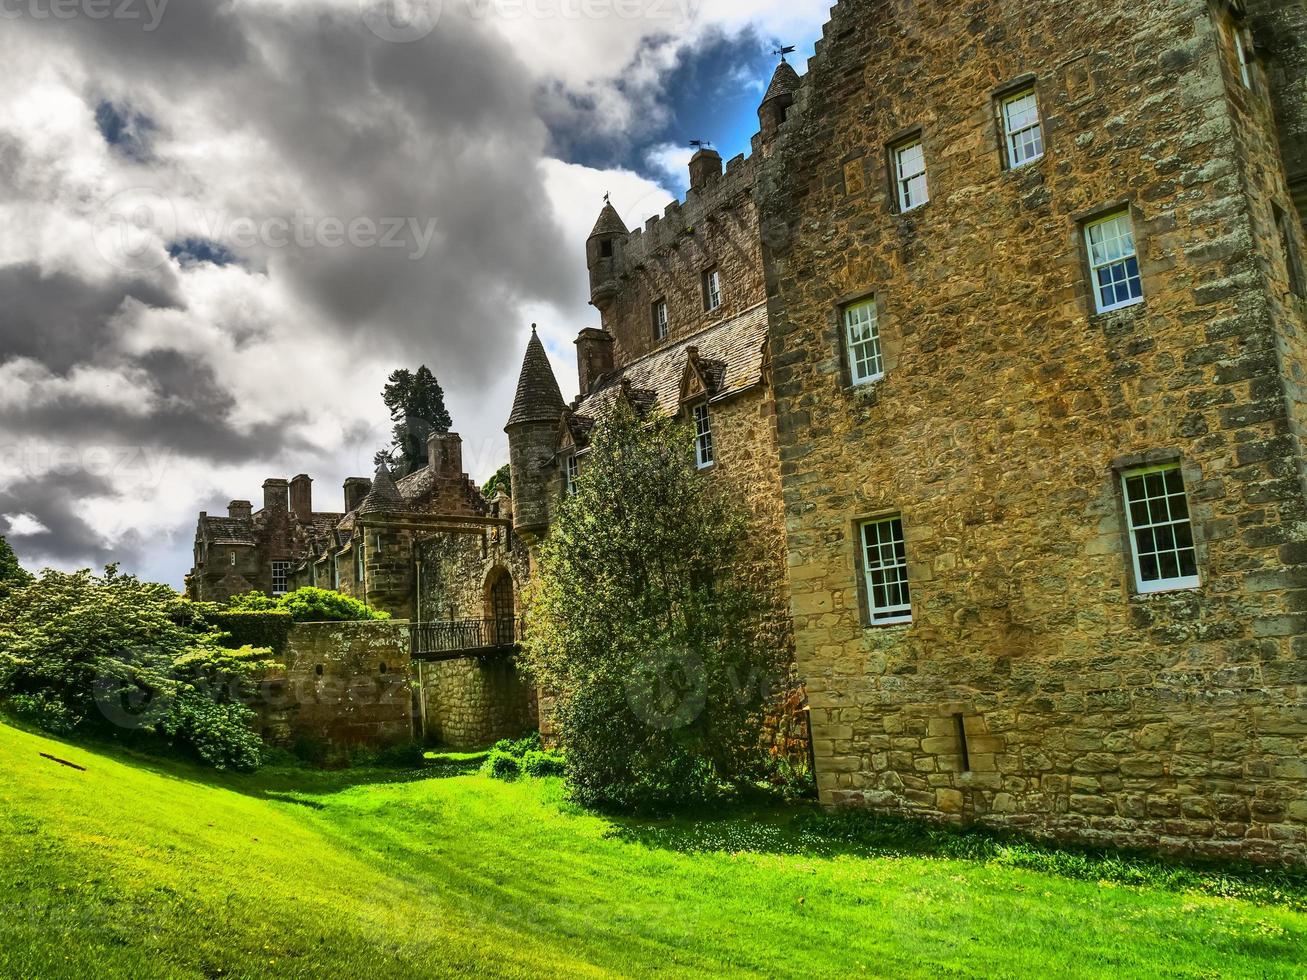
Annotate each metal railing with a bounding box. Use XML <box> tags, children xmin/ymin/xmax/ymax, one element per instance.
<box><xmin>410</xmin><ymin>617</ymin><xmax>523</xmax><ymax>658</ymax></box>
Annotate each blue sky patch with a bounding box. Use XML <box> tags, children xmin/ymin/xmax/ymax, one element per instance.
<box><xmin>95</xmin><ymin>101</ymin><xmax>157</xmax><ymax>163</ymax></box>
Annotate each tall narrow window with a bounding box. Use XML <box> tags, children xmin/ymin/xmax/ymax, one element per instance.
<box><xmin>692</xmin><ymin>403</ymin><xmax>714</xmax><ymax>469</ymax></box>
<box><xmin>1085</xmin><ymin>211</ymin><xmax>1144</xmax><ymax>313</ymax></box>
<box><xmin>1001</xmin><ymin>90</ymin><xmax>1044</xmax><ymax>168</ymax></box>
<box><xmin>702</xmin><ymin>269</ymin><xmax>722</xmax><ymax>313</ymax></box>
<box><xmin>652</xmin><ymin>298</ymin><xmax>669</xmax><ymax>340</ymax></box>
<box><xmin>271</xmin><ymin>561</ymin><xmax>290</xmax><ymax>596</ymax></box>
<box><xmin>564</xmin><ymin>453</ymin><xmax>580</xmax><ymax>496</ymax></box>
<box><xmin>844</xmin><ymin>298</ymin><xmax>884</xmax><ymax>385</ymax></box>
<box><xmin>1121</xmin><ymin>463</ymin><xmax>1200</xmax><ymax>594</ymax></box>
<box><xmin>355</xmin><ymin>546</ymin><xmax>364</xmax><ymax>587</ymax></box>
<box><xmin>860</xmin><ymin>516</ymin><xmax>912</xmax><ymax>625</ymax></box>
<box><xmin>1233</xmin><ymin>27</ymin><xmax>1253</xmax><ymax>88</ymax></box>
<box><xmin>893</xmin><ymin>139</ymin><xmax>928</xmax><ymax>212</ymax></box>
<box><xmin>332</xmin><ymin>557</ymin><xmax>340</xmax><ymax>590</ymax></box>
<box><xmin>1275</xmin><ymin>204</ymin><xmax>1305</xmax><ymax>297</ymax></box>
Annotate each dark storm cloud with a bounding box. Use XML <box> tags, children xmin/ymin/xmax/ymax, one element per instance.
<box><xmin>0</xmin><ymin>468</ymin><xmax>134</xmax><ymax>569</ymax></box>
<box><xmin>0</xmin><ymin>265</ymin><xmax>181</xmax><ymax>373</ymax></box>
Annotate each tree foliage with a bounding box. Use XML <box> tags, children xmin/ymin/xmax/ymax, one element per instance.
<box><xmin>379</xmin><ymin>366</ymin><xmax>453</xmax><ymax>476</ymax></box>
<box><xmin>483</xmin><ymin>463</ymin><xmax>511</xmax><ymax>499</ymax></box>
<box><xmin>227</xmin><ymin>587</ymin><xmax>390</xmax><ymax>622</ymax></box>
<box><xmin>522</xmin><ymin>402</ymin><xmax>783</xmax><ymax>810</ymax></box>
<box><xmin>0</xmin><ymin>535</ymin><xmax>31</xmax><ymax>596</ymax></box>
<box><xmin>0</xmin><ymin>567</ymin><xmax>272</xmax><ymax>769</ymax></box>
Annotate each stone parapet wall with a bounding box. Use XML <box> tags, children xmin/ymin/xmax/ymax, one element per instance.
<box><xmin>418</xmin><ymin>656</ymin><xmax>537</xmax><ymax>749</ymax></box>
<box><xmin>255</xmin><ymin>621</ymin><xmax>413</xmax><ymax>750</ymax></box>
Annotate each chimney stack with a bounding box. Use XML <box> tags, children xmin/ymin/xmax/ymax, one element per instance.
<box><xmin>428</xmin><ymin>431</ymin><xmax>463</xmax><ymax>478</ymax></box>
<box><xmin>344</xmin><ymin>477</ymin><xmax>372</xmax><ymax>513</ymax></box>
<box><xmin>290</xmin><ymin>474</ymin><xmax>313</xmax><ymax>521</ymax></box>
<box><xmin>688</xmin><ymin>147</ymin><xmax>723</xmax><ymax>192</ymax></box>
<box><xmin>575</xmin><ymin>327</ymin><xmax>615</xmax><ymax>395</ymax></box>
<box><xmin>228</xmin><ymin>500</ymin><xmax>253</xmax><ymax>521</ymax></box>
<box><xmin>262</xmin><ymin>478</ymin><xmax>289</xmax><ymax>514</ymax></box>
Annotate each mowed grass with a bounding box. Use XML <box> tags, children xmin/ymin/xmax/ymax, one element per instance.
<box><xmin>1</xmin><ymin>722</ymin><xmax>1303</xmax><ymax>979</ymax></box>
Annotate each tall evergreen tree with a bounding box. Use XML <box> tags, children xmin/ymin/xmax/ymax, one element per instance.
<box><xmin>0</xmin><ymin>535</ymin><xmax>30</xmax><ymax>594</ymax></box>
<box><xmin>379</xmin><ymin>366</ymin><xmax>453</xmax><ymax>476</ymax></box>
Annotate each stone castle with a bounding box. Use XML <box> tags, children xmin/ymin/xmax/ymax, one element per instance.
<box><xmin>189</xmin><ymin>0</ymin><xmax>1307</xmax><ymax>863</ymax></box>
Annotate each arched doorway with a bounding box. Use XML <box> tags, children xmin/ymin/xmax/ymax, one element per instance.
<box><xmin>486</xmin><ymin>569</ymin><xmax>516</xmax><ymax>646</ymax></box>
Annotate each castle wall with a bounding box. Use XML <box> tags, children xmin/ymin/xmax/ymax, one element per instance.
<box><xmin>254</xmin><ymin>621</ymin><xmax>413</xmax><ymax>751</ymax></box>
<box><xmin>1249</xmin><ymin>0</ymin><xmax>1307</xmax><ymax>219</ymax></box>
<box><xmin>597</xmin><ymin>158</ymin><xmax>767</xmax><ymax>370</ymax></box>
<box><xmin>761</xmin><ymin>0</ymin><xmax>1307</xmax><ymax>863</ymax></box>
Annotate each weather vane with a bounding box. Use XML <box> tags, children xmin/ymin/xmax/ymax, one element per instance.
<box><xmin>603</xmin><ymin>191</ymin><xmax>611</xmax><ymax>205</ymax></box>
<box><xmin>773</xmin><ymin>45</ymin><xmax>796</xmax><ymax>62</ymax></box>
<box><xmin>689</xmin><ymin>139</ymin><xmax>714</xmax><ymax>150</ymax></box>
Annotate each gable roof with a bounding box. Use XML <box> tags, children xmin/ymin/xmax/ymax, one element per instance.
<box><xmin>575</xmin><ymin>302</ymin><xmax>770</xmax><ymax>422</ymax></box>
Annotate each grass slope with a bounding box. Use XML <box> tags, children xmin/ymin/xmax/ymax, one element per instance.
<box><xmin>1</xmin><ymin>722</ymin><xmax>1303</xmax><ymax>979</ymax></box>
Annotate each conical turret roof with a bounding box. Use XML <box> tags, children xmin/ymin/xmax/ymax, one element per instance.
<box><xmin>589</xmin><ymin>201</ymin><xmax>629</xmax><ymax>239</ymax></box>
<box><xmin>762</xmin><ymin>60</ymin><xmax>800</xmax><ymax>103</ymax></box>
<box><xmin>506</xmin><ymin>326</ymin><xmax>566</xmax><ymax>428</ymax></box>
<box><xmin>357</xmin><ymin>461</ymin><xmax>407</xmax><ymax>515</ymax></box>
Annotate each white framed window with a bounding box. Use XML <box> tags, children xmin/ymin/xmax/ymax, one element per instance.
<box><xmin>332</xmin><ymin>558</ymin><xmax>340</xmax><ymax>590</ymax></box>
<box><xmin>1233</xmin><ymin>27</ymin><xmax>1253</xmax><ymax>88</ymax></box>
<box><xmin>1085</xmin><ymin>211</ymin><xmax>1144</xmax><ymax>313</ymax></box>
<box><xmin>692</xmin><ymin>403</ymin><xmax>714</xmax><ymax>469</ymax></box>
<box><xmin>844</xmin><ymin>298</ymin><xmax>884</xmax><ymax>385</ymax></box>
<box><xmin>1002</xmin><ymin>90</ymin><xmax>1044</xmax><ymax>168</ymax></box>
<box><xmin>652</xmin><ymin>299</ymin><xmax>669</xmax><ymax>341</ymax></box>
<box><xmin>271</xmin><ymin>561</ymin><xmax>290</xmax><ymax>596</ymax></box>
<box><xmin>564</xmin><ymin>453</ymin><xmax>580</xmax><ymax>496</ymax></box>
<box><xmin>1121</xmin><ymin>464</ymin><xmax>1200</xmax><ymax>594</ymax></box>
<box><xmin>860</xmin><ymin>516</ymin><xmax>912</xmax><ymax>625</ymax></box>
<box><xmin>702</xmin><ymin>269</ymin><xmax>722</xmax><ymax>313</ymax></box>
<box><xmin>894</xmin><ymin>139</ymin><xmax>928</xmax><ymax>212</ymax></box>
<box><xmin>355</xmin><ymin>546</ymin><xmax>364</xmax><ymax>586</ymax></box>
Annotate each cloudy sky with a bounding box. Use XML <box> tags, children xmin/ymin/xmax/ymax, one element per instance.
<box><xmin>0</xmin><ymin>0</ymin><xmax>830</xmax><ymax>587</ymax></box>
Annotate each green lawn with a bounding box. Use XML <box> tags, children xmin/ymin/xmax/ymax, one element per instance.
<box><xmin>1</xmin><ymin>722</ymin><xmax>1303</xmax><ymax>979</ymax></box>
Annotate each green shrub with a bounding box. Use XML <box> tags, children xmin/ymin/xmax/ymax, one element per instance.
<box><xmin>0</xmin><ymin>566</ymin><xmax>274</xmax><ymax>771</ymax></box>
<box><xmin>521</xmin><ymin>750</ymin><xmax>566</xmax><ymax>778</ymax></box>
<box><xmin>482</xmin><ymin>749</ymin><xmax>522</xmax><ymax>781</ymax></box>
<box><xmin>206</xmin><ymin>610</ymin><xmax>294</xmax><ymax>657</ymax></box>
<box><xmin>227</xmin><ymin>587</ymin><xmax>389</xmax><ymax>623</ymax></box>
<box><xmin>491</xmin><ymin>732</ymin><xmax>542</xmax><ymax>758</ymax></box>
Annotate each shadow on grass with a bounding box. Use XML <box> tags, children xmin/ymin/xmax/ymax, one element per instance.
<box><xmin>606</xmin><ymin>805</ymin><xmax>1307</xmax><ymax>912</ymax></box>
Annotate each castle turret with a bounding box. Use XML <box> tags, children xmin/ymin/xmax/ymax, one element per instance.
<box><xmin>587</xmin><ymin>201</ymin><xmax>628</xmax><ymax>313</ymax></box>
<box><xmin>505</xmin><ymin>325</ymin><xmax>566</xmax><ymax>539</ymax></box>
<box><xmin>758</xmin><ymin>59</ymin><xmax>800</xmax><ymax>143</ymax></box>
<box><xmin>688</xmin><ymin>146</ymin><xmax>723</xmax><ymax>191</ymax></box>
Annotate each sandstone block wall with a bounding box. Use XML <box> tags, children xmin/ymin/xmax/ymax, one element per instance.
<box><xmin>418</xmin><ymin>657</ymin><xmax>538</xmax><ymax>749</ymax></box>
<box><xmin>761</xmin><ymin>0</ymin><xmax>1307</xmax><ymax>863</ymax></box>
<box><xmin>255</xmin><ymin>621</ymin><xmax>413</xmax><ymax>749</ymax></box>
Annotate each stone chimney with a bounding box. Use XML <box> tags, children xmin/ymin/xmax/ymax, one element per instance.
<box><xmin>428</xmin><ymin>431</ymin><xmax>463</xmax><ymax>478</ymax></box>
<box><xmin>689</xmin><ymin>147</ymin><xmax>723</xmax><ymax>192</ymax></box>
<box><xmin>343</xmin><ymin>477</ymin><xmax>372</xmax><ymax>513</ymax></box>
<box><xmin>262</xmin><ymin>478</ymin><xmax>289</xmax><ymax>514</ymax></box>
<box><xmin>228</xmin><ymin>500</ymin><xmax>253</xmax><ymax>521</ymax></box>
<box><xmin>575</xmin><ymin>327</ymin><xmax>615</xmax><ymax>395</ymax></box>
<box><xmin>289</xmin><ymin>474</ymin><xmax>313</xmax><ymax>520</ymax></box>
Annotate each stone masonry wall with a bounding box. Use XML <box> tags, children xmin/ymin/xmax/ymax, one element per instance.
<box><xmin>760</xmin><ymin>0</ymin><xmax>1307</xmax><ymax>863</ymax></box>
<box><xmin>255</xmin><ymin>621</ymin><xmax>413</xmax><ymax>750</ymax></box>
<box><xmin>1249</xmin><ymin>0</ymin><xmax>1307</xmax><ymax>218</ymax></box>
<box><xmin>419</xmin><ymin>658</ymin><xmax>538</xmax><ymax>750</ymax></box>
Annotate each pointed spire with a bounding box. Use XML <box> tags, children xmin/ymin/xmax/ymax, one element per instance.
<box><xmin>358</xmin><ymin>460</ymin><xmax>406</xmax><ymax>515</ymax></box>
<box><xmin>763</xmin><ymin>60</ymin><xmax>800</xmax><ymax>104</ymax></box>
<box><xmin>589</xmin><ymin>200</ymin><xmax>628</xmax><ymax>240</ymax></box>
<box><xmin>507</xmin><ymin>325</ymin><xmax>566</xmax><ymax>428</ymax></box>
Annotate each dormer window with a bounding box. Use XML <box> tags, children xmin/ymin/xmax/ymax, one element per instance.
<box><xmin>652</xmin><ymin>298</ymin><xmax>669</xmax><ymax>341</ymax></box>
<box><xmin>702</xmin><ymin>268</ymin><xmax>722</xmax><ymax>313</ymax></box>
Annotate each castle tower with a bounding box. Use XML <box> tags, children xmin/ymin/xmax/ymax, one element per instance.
<box><xmin>758</xmin><ymin>59</ymin><xmax>800</xmax><ymax>143</ymax></box>
<box><xmin>505</xmin><ymin>325</ymin><xmax>566</xmax><ymax>539</ymax></box>
<box><xmin>586</xmin><ymin>201</ymin><xmax>628</xmax><ymax>314</ymax></box>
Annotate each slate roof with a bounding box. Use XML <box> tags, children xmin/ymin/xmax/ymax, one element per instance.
<box><xmin>395</xmin><ymin>465</ymin><xmax>489</xmax><ymax>516</ymax></box>
<box><xmin>201</xmin><ymin>517</ymin><xmax>257</xmax><ymax>546</ymax></box>
<box><xmin>507</xmin><ymin>327</ymin><xmax>567</xmax><ymax>427</ymax></box>
<box><xmin>763</xmin><ymin>61</ymin><xmax>800</xmax><ymax>103</ymax></box>
<box><xmin>575</xmin><ymin>303</ymin><xmax>770</xmax><ymax>421</ymax></box>
<box><xmin>589</xmin><ymin>201</ymin><xmax>629</xmax><ymax>239</ymax></box>
<box><xmin>357</xmin><ymin>462</ymin><xmax>407</xmax><ymax>515</ymax></box>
